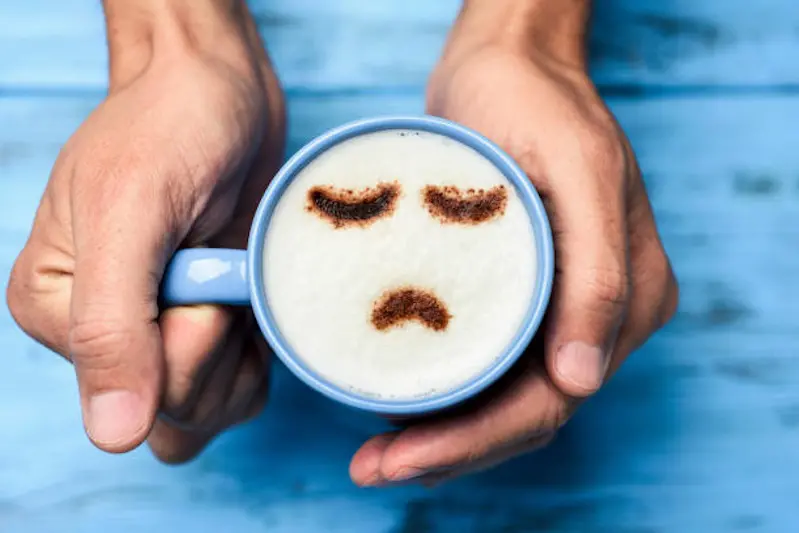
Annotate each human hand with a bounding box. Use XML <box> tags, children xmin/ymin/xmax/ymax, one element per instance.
<box><xmin>350</xmin><ymin>0</ymin><xmax>678</xmax><ymax>486</ymax></box>
<box><xmin>7</xmin><ymin>0</ymin><xmax>285</xmax><ymax>462</ymax></box>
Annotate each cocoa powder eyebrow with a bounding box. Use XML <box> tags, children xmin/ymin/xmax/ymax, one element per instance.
<box><xmin>306</xmin><ymin>182</ymin><xmax>400</xmax><ymax>228</ymax></box>
<box><xmin>421</xmin><ymin>184</ymin><xmax>508</xmax><ymax>224</ymax></box>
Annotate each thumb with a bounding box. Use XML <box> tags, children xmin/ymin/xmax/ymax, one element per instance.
<box><xmin>544</xmin><ymin>185</ymin><xmax>630</xmax><ymax>398</ymax></box>
<box><xmin>69</xmin><ymin>181</ymin><xmax>177</xmax><ymax>453</ymax></box>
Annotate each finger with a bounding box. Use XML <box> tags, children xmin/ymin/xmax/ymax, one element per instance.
<box><xmin>353</xmin><ymin>431</ymin><xmax>555</xmax><ymax>488</ymax></box>
<box><xmin>184</xmin><ymin>325</ymin><xmax>247</xmax><ymax>428</ymax></box>
<box><xmin>350</xmin><ymin>433</ymin><xmax>399</xmax><ymax>487</ymax></box>
<box><xmin>148</xmin><ymin>334</ymin><xmax>269</xmax><ymax>463</ymax></box>
<box><xmin>7</xmin><ymin>194</ymin><xmax>73</xmax><ymax>357</ymax></box>
<box><xmin>175</xmin><ymin>318</ymin><xmax>265</xmax><ymax>429</ymax></box>
<box><xmin>351</xmin><ymin>364</ymin><xmax>572</xmax><ymax>485</ymax></box>
<box><xmin>158</xmin><ymin>305</ymin><xmax>237</xmax><ymax>423</ymax></box>
<box><xmin>609</xmin><ymin>177</ymin><xmax>679</xmax><ymax>374</ymax></box>
<box><xmin>147</xmin><ymin>369</ymin><xmax>268</xmax><ymax>466</ymax></box>
<box><xmin>146</xmin><ymin>420</ymin><xmax>216</xmax><ymax>465</ymax></box>
<box><xmin>230</xmin><ymin>334</ymin><xmax>273</xmax><ymax>422</ymax></box>
<box><xmin>148</xmin><ymin>375</ymin><xmax>267</xmax><ymax>466</ymax></box>
<box><xmin>418</xmin><ymin>432</ymin><xmax>556</xmax><ymax>488</ymax></box>
<box><xmin>69</xmin><ymin>178</ymin><xmax>179</xmax><ymax>453</ymax></box>
<box><xmin>222</xmin><ymin>338</ymin><xmax>269</xmax><ymax>419</ymax></box>
<box><xmin>541</xmin><ymin>146</ymin><xmax>630</xmax><ymax>398</ymax></box>
<box><xmin>8</xmin><ymin>245</ymin><xmax>71</xmax><ymax>357</ymax></box>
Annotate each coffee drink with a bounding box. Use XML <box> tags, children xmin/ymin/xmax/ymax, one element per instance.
<box><xmin>263</xmin><ymin>129</ymin><xmax>538</xmax><ymax>399</ymax></box>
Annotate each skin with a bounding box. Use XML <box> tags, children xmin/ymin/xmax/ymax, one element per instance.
<box><xmin>7</xmin><ymin>0</ymin><xmax>678</xmax><ymax>479</ymax></box>
<box><xmin>350</xmin><ymin>0</ymin><xmax>679</xmax><ymax>486</ymax></box>
<box><xmin>7</xmin><ymin>0</ymin><xmax>285</xmax><ymax>461</ymax></box>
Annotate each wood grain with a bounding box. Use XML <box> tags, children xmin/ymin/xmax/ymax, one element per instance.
<box><xmin>1</xmin><ymin>0</ymin><xmax>798</xmax><ymax>91</ymax></box>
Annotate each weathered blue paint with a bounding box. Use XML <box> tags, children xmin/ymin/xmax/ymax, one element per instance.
<box><xmin>1</xmin><ymin>0</ymin><xmax>798</xmax><ymax>532</ymax></box>
<box><xmin>2</xmin><ymin>1</ymin><xmax>799</xmax><ymax>91</ymax></box>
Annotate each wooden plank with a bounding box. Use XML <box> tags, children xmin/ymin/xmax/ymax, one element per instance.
<box><xmin>2</xmin><ymin>0</ymin><xmax>799</xmax><ymax>91</ymax></box>
<box><xmin>0</xmin><ymin>91</ymin><xmax>798</xmax><ymax>531</ymax></box>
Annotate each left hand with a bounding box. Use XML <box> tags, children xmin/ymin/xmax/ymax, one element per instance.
<box><xmin>7</xmin><ymin>2</ymin><xmax>286</xmax><ymax>462</ymax></box>
<box><xmin>349</xmin><ymin>12</ymin><xmax>678</xmax><ymax>487</ymax></box>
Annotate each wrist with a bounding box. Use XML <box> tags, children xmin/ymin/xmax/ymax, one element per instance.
<box><xmin>102</xmin><ymin>0</ymin><xmax>268</xmax><ymax>90</ymax></box>
<box><xmin>445</xmin><ymin>0</ymin><xmax>591</xmax><ymax>71</ymax></box>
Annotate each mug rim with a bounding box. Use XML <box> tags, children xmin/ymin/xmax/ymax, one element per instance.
<box><xmin>247</xmin><ymin>115</ymin><xmax>554</xmax><ymax>415</ymax></box>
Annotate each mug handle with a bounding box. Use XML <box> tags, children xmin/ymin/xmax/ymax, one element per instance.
<box><xmin>161</xmin><ymin>249</ymin><xmax>250</xmax><ymax>306</ymax></box>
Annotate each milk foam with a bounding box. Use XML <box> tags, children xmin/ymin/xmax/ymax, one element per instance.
<box><xmin>264</xmin><ymin>130</ymin><xmax>537</xmax><ymax>399</ymax></box>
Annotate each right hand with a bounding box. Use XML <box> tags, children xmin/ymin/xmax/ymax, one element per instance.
<box><xmin>7</xmin><ymin>5</ymin><xmax>286</xmax><ymax>463</ymax></box>
<box><xmin>350</xmin><ymin>0</ymin><xmax>678</xmax><ymax>485</ymax></box>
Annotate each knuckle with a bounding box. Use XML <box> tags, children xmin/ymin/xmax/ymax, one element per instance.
<box><xmin>160</xmin><ymin>397</ymin><xmax>199</xmax><ymax>427</ymax></box>
<box><xmin>68</xmin><ymin>318</ymin><xmax>132</xmax><ymax>369</ymax></box>
<box><xmin>7</xmin><ymin>251</ymin><xmax>52</xmax><ymax>337</ymax></box>
<box><xmin>583</xmin><ymin>265</ymin><xmax>629</xmax><ymax>310</ymax></box>
<box><xmin>518</xmin><ymin>381</ymin><xmax>575</xmax><ymax>436</ymax></box>
<box><xmin>6</xmin><ymin>246</ymin><xmax>71</xmax><ymax>354</ymax></box>
<box><xmin>576</xmin><ymin>124</ymin><xmax>626</xmax><ymax>177</ymax></box>
<box><xmin>461</xmin><ymin>444</ymin><xmax>486</xmax><ymax>467</ymax></box>
<box><xmin>544</xmin><ymin>408</ymin><xmax>567</xmax><ymax>433</ymax></box>
<box><xmin>542</xmin><ymin>394</ymin><xmax>575</xmax><ymax>433</ymax></box>
<box><xmin>509</xmin><ymin>143</ymin><xmax>546</xmax><ymax>187</ymax></box>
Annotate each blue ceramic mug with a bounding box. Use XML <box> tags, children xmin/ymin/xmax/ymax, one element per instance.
<box><xmin>161</xmin><ymin>116</ymin><xmax>554</xmax><ymax>416</ymax></box>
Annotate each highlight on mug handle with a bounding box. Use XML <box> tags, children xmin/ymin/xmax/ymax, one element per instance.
<box><xmin>160</xmin><ymin>248</ymin><xmax>251</xmax><ymax>306</ymax></box>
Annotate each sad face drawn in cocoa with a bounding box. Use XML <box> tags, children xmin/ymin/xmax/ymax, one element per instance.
<box><xmin>264</xmin><ymin>129</ymin><xmax>538</xmax><ymax>399</ymax></box>
<box><xmin>305</xmin><ymin>182</ymin><xmax>509</xmax><ymax>332</ymax></box>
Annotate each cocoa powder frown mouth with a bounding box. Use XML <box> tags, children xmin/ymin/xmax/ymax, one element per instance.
<box><xmin>371</xmin><ymin>287</ymin><xmax>451</xmax><ymax>332</ymax></box>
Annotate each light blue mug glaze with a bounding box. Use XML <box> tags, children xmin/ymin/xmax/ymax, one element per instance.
<box><xmin>161</xmin><ymin>116</ymin><xmax>555</xmax><ymax>416</ymax></box>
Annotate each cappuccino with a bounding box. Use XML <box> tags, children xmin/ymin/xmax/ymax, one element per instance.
<box><xmin>263</xmin><ymin>129</ymin><xmax>538</xmax><ymax>400</ymax></box>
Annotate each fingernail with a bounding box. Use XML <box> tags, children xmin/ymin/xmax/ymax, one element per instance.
<box><xmin>555</xmin><ymin>342</ymin><xmax>608</xmax><ymax>392</ymax></box>
<box><xmin>86</xmin><ymin>391</ymin><xmax>146</xmax><ymax>448</ymax></box>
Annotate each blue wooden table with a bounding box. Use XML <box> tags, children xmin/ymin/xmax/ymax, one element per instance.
<box><xmin>1</xmin><ymin>1</ymin><xmax>798</xmax><ymax>531</ymax></box>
